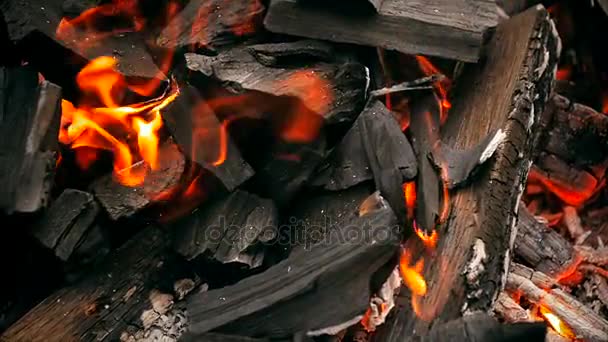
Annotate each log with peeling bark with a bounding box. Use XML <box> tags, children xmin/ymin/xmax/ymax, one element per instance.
<box><xmin>186</xmin><ymin>192</ymin><xmax>400</xmax><ymax>338</ymax></box>
<box><xmin>91</xmin><ymin>139</ymin><xmax>186</xmax><ymax>220</ymax></box>
<box><xmin>263</xmin><ymin>0</ymin><xmax>498</xmax><ymax>62</ymax></box>
<box><xmin>0</xmin><ymin>66</ymin><xmax>62</xmax><ymax>214</ymax></box>
<box><xmin>0</xmin><ymin>0</ymin><xmax>163</xmax><ymax>97</ymax></box>
<box><xmin>513</xmin><ymin>204</ymin><xmax>574</xmax><ymax>276</ymax></box>
<box><xmin>0</xmin><ymin>227</ymin><xmax>196</xmax><ymax>342</ymax></box>
<box><xmin>376</xmin><ymin>6</ymin><xmax>560</xmax><ymax>339</ymax></box>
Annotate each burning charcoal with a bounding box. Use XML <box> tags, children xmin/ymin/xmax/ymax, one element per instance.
<box><xmin>0</xmin><ymin>66</ymin><xmax>62</xmax><ymax>214</ymax></box>
<box><xmin>377</xmin><ymin>6</ymin><xmax>560</xmax><ymax>339</ymax></box>
<box><xmin>313</xmin><ymin>101</ymin><xmax>416</xmax><ymax>220</ymax></box>
<box><xmin>0</xmin><ymin>0</ymin><xmax>163</xmax><ymax>96</ymax></box>
<box><xmin>91</xmin><ymin>139</ymin><xmax>186</xmax><ymax>221</ymax></box>
<box><xmin>162</xmin><ymin>85</ymin><xmax>254</xmax><ymax>191</ymax></box>
<box><xmin>1</xmin><ymin>227</ymin><xmax>196</xmax><ymax>342</ymax></box>
<box><xmin>184</xmin><ymin>42</ymin><xmax>368</xmax><ymax>125</ymax></box>
<box><xmin>430</xmin><ymin>129</ymin><xmax>506</xmax><ymax>189</ymax></box>
<box><xmin>407</xmin><ymin>313</ymin><xmax>547</xmax><ymax>342</ymax></box>
<box><xmin>156</xmin><ymin>0</ymin><xmax>265</xmax><ymax>50</ymax></box>
<box><xmin>173</xmin><ymin>190</ymin><xmax>278</xmax><ymax>268</ymax></box>
<box><xmin>186</xmin><ymin>192</ymin><xmax>400</xmax><ymax>338</ymax></box>
<box><xmin>29</xmin><ymin>189</ymin><xmax>105</xmax><ymax>263</ymax></box>
<box><xmin>263</xmin><ymin>0</ymin><xmax>498</xmax><ymax>62</ymax></box>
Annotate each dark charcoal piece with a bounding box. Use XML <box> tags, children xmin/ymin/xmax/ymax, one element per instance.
<box><xmin>186</xmin><ymin>193</ymin><xmax>400</xmax><ymax>338</ymax></box>
<box><xmin>1</xmin><ymin>227</ymin><xmax>196</xmax><ymax>342</ymax></box>
<box><xmin>0</xmin><ymin>66</ymin><xmax>62</xmax><ymax>214</ymax></box>
<box><xmin>173</xmin><ymin>190</ymin><xmax>278</xmax><ymax>268</ymax></box>
<box><xmin>156</xmin><ymin>0</ymin><xmax>265</xmax><ymax>50</ymax></box>
<box><xmin>0</xmin><ymin>0</ymin><xmax>163</xmax><ymax>96</ymax></box>
<box><xmin>313</xmin><ymin>100</ymin><xmax>416</xmax><ymax>220</ymax></box>
<box><xmin>184</xmin><ymin>42</ymin><xmax>368</xmax><ymax>125</ymax></box>
<box><xmin>264</xmin><ymin>0</ymin><xmax>498</xmax><ymax>62</ymax></box>
<box><xmin>91</xmin><ymin>140</ymin><xmax>186</xmax><ymax>220</ymax></box>
<box><xmin>407</xmin><ymin>313</ymin><xmax>547</xmax><ymax>342</ymax></box>
<box><xmin>162</xmin><ymin>85</ymin><xmax>255</xmax><ymax>191</ymax></box>
<box><xmin>247</xmin><ymin>40</ymin><xmax>336</xmax><ymax>67</ymax></box>
<box><xmin>29</xmin><ymin>189</ymin><xmax>101</xmax><ymax>262</ymax></box>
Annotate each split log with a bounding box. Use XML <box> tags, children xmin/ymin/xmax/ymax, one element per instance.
<box><xmin>377</xmin><ymin>6</ymin><xmax>560</xmax><ymax>338</ymax></box>
<box><xmin>513</xmin><ymin>204</ymin><xmax>574</xmax><ymax>276</ymax></box>
<box><xmin>186</xmin><ymin>192</ymin><xmax>400</xmax><ymax>338</ymax></box>
<box><xmin>0</xmin><ymin>0</ymin><xmax>163</xmax><ymax>96</ymax></box>
<box><xmin>311</xmin><ymin>100</ymin><xmax>416</xmax><ymax>219</ymax></box>
<box><xmin>184</xmin><ymin>41</ymin><xmax>368</xmax><ymax>125</ymax></box>
<box><xmin>0</xmin><ymin>66</ymin><xmax>62</xmax><ymax>214</ymax></box>
<box><xmin>29</xmin><ymin>189</ymin><xmax>109</xmax><ymax>264</ymax></box>
<box><xmin>0</xmin><ymin>227</ymin><xmax>196</xmax><ymax>342</ymax></box>
<box><xmin>505</xmin><ymin>265</ymin><xmax>608</xmax><ymax>341</ymax></box>
<box><xmin>162</xmin><ymin>85</ymin><xmax>255</xmax><ymax>192</ymax></box>
<box><xmin>91</xmin><ymin>139</ymin><xmax>186</xmax><ymax>220</ymax></box>
<box><xmin>173</xmin><ymin>189</ymin><xmax>278</xmax><ymax>268</ymax></box>
<box><xmin>263</xmin><ymin>0</ymin><xmax>498</xmax><ymax>62</ymax></box>
<box><xmin>156</xmin><ymin>0</ymin><xmax>265</xmax><ymax>50</ymax></box>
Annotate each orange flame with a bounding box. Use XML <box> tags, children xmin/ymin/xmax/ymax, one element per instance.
<box><xmin>400</xmin><ymin>248</ymin><xmax>427</xmax><ymax>297</ymax></box>
<box><xmin>413</xmin><ymin>222</ymin><xmax>438</xmax><ymax>251</ymax></box>
<box><xmin>403</xmin><ymin>181</ymin><xmax>416</xmax><ymax>220</ymax></box>
<box><xmin>539</xmin><ymin>306</ymin><xmax>576</xmax><ymax>339</ymax></box>
<box><xmin>415</xmin><ymin>56</ymin><xmax>451</xmax><ymax>124</ymax></box>
<box><xmin>59</xmin><ymin>56</ymin><xmax>179</xmax><ymax>186</ymax></box>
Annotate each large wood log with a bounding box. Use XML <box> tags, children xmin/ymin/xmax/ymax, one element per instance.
<box><xmin>376</xmin><ymin>6</ymin><xmax>559</xmax><ymax>339</ymax></box>
<box><xmin>263</xmin><ymin>0</ymin><xmax>498</xmax><ymax>62</ymax></box>
<box><xmin>0</xmin><ymin>66</ymin><xmax>62</xmax><ymax>214</ymax></box>
<box><xmin>0</xmin><ymin>227</ymin><xmax>196</xmax><ymax>342</ymax></box>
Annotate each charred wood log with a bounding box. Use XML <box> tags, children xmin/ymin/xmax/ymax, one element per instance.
<box><xmin>173</xmin><ymin>189</ymin><xmax>278</xmax><ymax>268</ymax></box>
<box><xmin>29</xmin><ymin>189</ymin><xmax>109</xmax><ymax>265</ymax></box>
<box><xmin>377</xmin><ymin>6</ymin><xmax>560</xmax><ymax>339</ymax></box>
<box><xmin>0</xmin><ymin>0</ymin><xmax>163</xmax><ymax>97</ymax></box>
<box><xmin>513</xmin><ymin>204</ymin><xmax>574</xmax><ymax>276</ymax></box>
<box><xmin>156</xmin><ymin>0</ymin><xmax>265</xmax><ymax>50</ymax></box>
<box><xmin>91</xmin><ymin>139</ymin><xmax>186</xmax><ymax>220</ymax></box>
<box><xmin>186</xmin><ymin>193</ymin><xmax>400</xmax><ymax>338</ymax></box>
<box><xmin>263</xmin><ymin>0</ymin><xmax>498</xmax><ymax>62</ymax></box>
<box><xmin>162</xmin><ymin>85</ymin><xmax>255</xmax><ymax>192</ymax></box>
<box><xmin>1</xmin><ymin>227</ymin><xmax>196</xmax><ymax>342</ymax></box>
<box><xmin>0</xmin><ymin>66</ymin><xmax>61</xmax><ymax>214</ymax></box>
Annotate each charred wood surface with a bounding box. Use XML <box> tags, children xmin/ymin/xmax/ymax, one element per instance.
<box><xmin>378</xmin><ymin>6</ymin><xmax>560</xmax><ymax>339</ymax></box>
<box><xmin>29</xmin><ymin>189</ymin><xmax>107</xmax><ymax>264</ymax></box>
<box><xmin>173</xmin><ymin>189</ymin><xmax>278</xmax><ymax>268</ymax></box>
<box><xmin>0</xmin><ymin>227</ymin><xmax>195</xmax><ymax>342</ymax></box>
<box><xmin>162</xmin><ymin>85</ymin><xmax>255</xmax><ymax>192</ymax></box>
<box><xmin>263</xmin><ymin>0</ymin><xmax>498</xmax><ymax>62</ymax></box>
<box><xmin>186</xmin><ymin>194</ymin><xmax>400</xmax><ymax>338</ymax></box>
<box><xmin>513</xmin><ymin>204</ymin><xmax>574</xmax><ymax>276</ymax></box>
<box><xmin>91</xmin><ymin>140</ymin><xmax>186</xmax><ymax>220</ymax></box>
<box><xmin>157</xmin><ymin>0</ymin><xmax>265</xmax><ymax>50</ymax></box>
<box><xmin>0</xmin><ymin>66</ymin><xmax>61</xmax><ymax>214</ymax></box>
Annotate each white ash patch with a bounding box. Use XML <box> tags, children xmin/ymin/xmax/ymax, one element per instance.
<box><xmin>306</xmin><ymin>315</ymin><xmax>363</xmax><ymax>337</ymax></box>
<box><xmin>173</xmin><ymin>279</ymin><xmax>196</xmax><ymax>301</ymax></box>
<box><xmin>479</xmin><ymin>129</ymin><xmax>506</xmax><ymax>164</ymax></box>
<box><xmin>464</xmin><ymin>239</ymin><xmax>488</xmax><ymax>287</ymax></box>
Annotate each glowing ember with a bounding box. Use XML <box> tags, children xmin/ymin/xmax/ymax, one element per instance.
<box><xmin>415</xmin><ymin>56</ymin><xmax>452</xmax><ymax>123</ymax></box>
<box><xmin>556</xmin><ymin>66</ymin><xmax>572</xmax><ymax>81</ymax></box>
<box><xmin>527</xmin><ymin>168</ymin><xmax>599</xmax><ymax>207</ymax></box>
<box><xmin>539</xmin><ymin>306</ymin><xmax>576</xmax><ymax>339</ymax></box>
<box><xmin>59</xmin><ymin>56</ymin><xmax>179</xmax><ymax>186</ymax></box>
<box><xmin>403</xmin><ymin>181</ymin><xmax>416</xmax><ymax>219</ymax></box>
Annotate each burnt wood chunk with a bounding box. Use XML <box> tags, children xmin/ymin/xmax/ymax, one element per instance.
<box><xmin>0</xmin><ymin>0</ymin><xmax>163</xmax><ymax>94</ymax></box>
<box><xmin>264</xmin><ymin>0</ymin><xmax>498</xmax><ymax>62</ymax></box>
<box><xmin>156</xmin><ymin>0</ymin><xmax>265</xmax><ymax>50</ymax></box>
<box><xmin>0</xmin><ymin>66</ymin><xmax>62</xmax><ymax>214</ymax></box>
<box><xmin>184</xmin><ymin>42</ymin><xmax>368</xmax><ymax>125</ymax></box>
<box><xmin>1</xmin><ymin>227</ymin><xmax>195</xmax><ymax>342</ymax></box>
<box><xmin>29</xmin><ymin>189</ymin><xmax>102</xmax><ymax>262</ymax></box>
<box><xmin>162</xmin><ymin>85</ymin><xmax>254</xmax><ymax>191</ymax></box>
<box><xmin>377</xmin><ymin>6</ymin><xmax>559</xmax><ymax>339</ymax></box>
<box><xmin>313</xmin><ymin>100</ymin><xmax>416</xmax><ymax>220</ymax></box>
<box><xmin>173</xmin><ymin>190</ymin><xmax>277</xmax><ymax>268</ymax></box>
<box><xmin>514</xmin><ymin>204</ymin><xmax>574</xmax><ymax>276</ymax></box>
<box><xmin>247</xmin><ymin>40</ymin><xmax>335</xmax><ymax>67</ymax></box>
<box><xmin>91</xmin><ymin>140</ymin><xmax>186</xmax><ymax>220</ymax></box>
<box><xmin>406</xmin><ymin>313</ymin><xmax>546</xmax><ymax>342</ymax></box>
<box><xmin>186</xmin><ymin>193</ymin><xmax>399</xmax><ymax>338</ymax></box>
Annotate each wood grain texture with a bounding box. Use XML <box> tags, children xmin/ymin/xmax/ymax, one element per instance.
<box><xmin>376</xmin><ymin>6</ymin><xmax>560</xmax><ymax>339</ymax></box>
<box><xmin>264</xmin><ymin>0</ymin><xmax>498</xmax><ymax>62</ymax></box>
